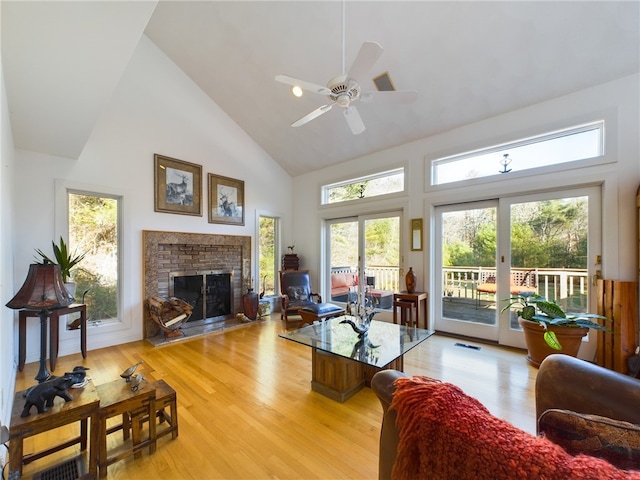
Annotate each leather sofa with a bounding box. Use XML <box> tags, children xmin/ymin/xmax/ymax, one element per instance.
<box><xmin>371</xmin><ymin>354</ymin><xmax>640</xmax><ymax>479</ymax></box>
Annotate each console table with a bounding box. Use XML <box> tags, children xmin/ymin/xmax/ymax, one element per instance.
<box><xmin>19</xmin><ymin>304</ymin><xmax>87</xmax><ymax>373</ymax></box>
<box><xmin>280</xmin><ymin>317</ymin><xmax>434</xmax><ymax>402</ymax></box>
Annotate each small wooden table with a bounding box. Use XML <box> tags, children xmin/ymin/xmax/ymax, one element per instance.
<box><xmin>19</xmin><ymin>304</ymin><xmax>87</xmax><ymax>372</ymax></box>
<box><xmin>95</xmin><ymin>379</ymin><xmax>156</xmax><ymax>478</ymax></box>
<box><xmin>393</xmin><ymin>292</ymin><xmax>429</xmax><ymax>329</ymax></box>
<box><xmin>9</xmin><ymin>381</ymin><xmax>99</xmax><ymax>480</ymax></box>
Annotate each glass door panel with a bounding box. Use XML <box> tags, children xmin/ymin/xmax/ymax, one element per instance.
<box><xmin>327</xmin><ymin>213</ymin><xmax>401</xmax><ymax>312</ymax></box>
<box><xmin>434</xmin><ymin>201</ymin><xmax>499</xmax><ymax>341</ymax></box>
<box><xmin>499</xmin><ymin>190</ymin><xmax>599</xmax><ymax>351</ymax></box>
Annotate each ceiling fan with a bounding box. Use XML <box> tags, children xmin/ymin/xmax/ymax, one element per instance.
<box><xmin>275</xmin><ymin>2</ymin><xmax>417</xmax><ymax>136</ymax></box>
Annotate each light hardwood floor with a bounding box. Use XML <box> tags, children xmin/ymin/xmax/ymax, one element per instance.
<box><xmin>12</xmin><ymin>315</ymin><xmax>539</xmax><ymax>479</ymax></box>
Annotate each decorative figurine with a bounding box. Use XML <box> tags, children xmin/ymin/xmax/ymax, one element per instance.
<box><xmin>21</xmin><ymin>375</ymin><xmax>75</xmax><ymax>417</ymax></box>
<box><xmin>120</xmin><ymin>361</ymin><xmax>143</xmax><ymax>382</ymax></box>
<box><xmin>129</xmin><ymin>373</ymin><xmax>145</xmax><ymax>392</ymax></box>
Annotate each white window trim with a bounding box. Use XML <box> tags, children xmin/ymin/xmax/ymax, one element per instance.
<box><xmin>54</xmin><ymin>179</ymin><xmax>131</xmax><ymax>336</ymax></box>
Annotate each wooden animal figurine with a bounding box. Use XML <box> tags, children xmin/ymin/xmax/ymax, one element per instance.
<box><xmin>21</xmin><ymin>375</ymin><xmax>76</xmax><ymax>417</ymax></box>
<box><xmin>120</xmin><ymin>361</ymin><xmax>143</xmax><ymax>382</ymax></box>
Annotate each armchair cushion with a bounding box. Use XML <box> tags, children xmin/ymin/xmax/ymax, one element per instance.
<box><xmin>287</xmin><ymin>285</ymin><xmax>309</xmax><ymax>302</ymax></box>
<box><xmin>539</xmin><ymin>409</ymin><xmax>640</xmax><ymax>470</ymax></box>
<box><xmin>388</xmin><ymin>375</ymin><xmax>640</xmax><ymax>480</ymax></box>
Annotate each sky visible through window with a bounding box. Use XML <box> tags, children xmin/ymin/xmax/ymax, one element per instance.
<box><xmin>433</xmin><ymin>123</ymin><xmax>603</xmax><ymax>185</ymax></box>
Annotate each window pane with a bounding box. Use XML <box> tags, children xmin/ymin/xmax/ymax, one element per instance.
<box><xmin>323</xmin><ymin>168</ymin><xmax>404</xmax><ymax>204</ymax></box>
<box><xmin>258</xmin><ymin>216</ymin><xmax>277</xmax><ymax>296</ymax></box>
<box><xmin>68</xmin><ymin>192</ymin><xmax>119</xmax><ymax>322</ymax></box>
<box><xmin>432</xmin><ymin>122</ymin><xmax>603</xmax><ymax>185</ymax></box>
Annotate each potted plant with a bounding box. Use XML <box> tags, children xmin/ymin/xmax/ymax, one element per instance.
<box><xmin>501</xmin><ymin>293</ymin><xmax>608</xmax><ymax>367</ymax></box>
<box><xmin>35</xmin><ymin>236</ymin><xmax>87</xmax><ymax>296</ymax></box>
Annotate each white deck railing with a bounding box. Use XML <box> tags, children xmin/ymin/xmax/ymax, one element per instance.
<box><xmin>443</xmin><ymin>267</ymin><xmax>589</xmax><ymax>310</ymax></box>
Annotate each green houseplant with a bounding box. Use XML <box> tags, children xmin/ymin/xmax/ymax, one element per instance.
<box><xmin>35</xmin><ymin>236</ymin><xmax>87</xmax><ymax>283</ymax></box>
<box><xmin>501</xmin><ymin>293</ymin><xmax>608</xmax><ymax>366</ymax></box>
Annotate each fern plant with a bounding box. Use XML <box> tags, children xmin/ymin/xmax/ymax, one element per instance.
<box><xmin>501</xmin><ymin>292</ymin><xmax>608</xmax><ymax>350</ymax></box>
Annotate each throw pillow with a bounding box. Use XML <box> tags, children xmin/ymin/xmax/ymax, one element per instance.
<box><xmin>539</xmin><ymin>409</ymin><xmax>640</xmax><ymax>471</ymax></box>
<box><xmin>390</xmin><ymin>376</ymin><xmax>640</xmax><ymax>480</ymax></box>
<box><xmin>287</xmin><ymin>286</ymin><xmax>308</xmax><ymax>302</ymax></box>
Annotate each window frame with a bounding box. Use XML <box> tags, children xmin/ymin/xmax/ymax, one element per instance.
<box><xmin>428</xmin><ymin>120</ymin><xmax>607</xmax><ymax>189</ymax></box>
<box><xmin>55</xmin><ymin>180</ymin><xmax>130</xmax><ymax>334</ymax></box>
<box><xmin>321</xmin><ymin>167</ymin><xmax>405</xmax><ymax>206</ymax></box>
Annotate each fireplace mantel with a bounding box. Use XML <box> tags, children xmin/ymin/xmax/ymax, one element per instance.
<box><xmin>143</xmin><ymin>230</ymin><xmax>251</xmax><ymax>338</ymax></box>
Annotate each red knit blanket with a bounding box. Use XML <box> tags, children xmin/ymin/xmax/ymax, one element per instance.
<box><xmin>390</xmin><ymin>376</ymin><xmax>640</xmax><ymax>480</ymax></box>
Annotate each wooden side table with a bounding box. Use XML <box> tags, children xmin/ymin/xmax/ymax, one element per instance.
<box><xmin>393</xmin><ymin>292</ymin><xmax>429</xmax><ymax>329</ymax></box>
<box><xmin>19</xmin><ymin>303</ymin><xmax>87</xmax><ymax>372</ymax></box>
<box><xmin>95</xmin><ymin>379</ymin><xmax>157</xmax><ymax>478</ymax></box>
<box><xmin>9</xmin><ymin>381</ymin><xmax>99</xmax><ymax>480</ymax></box>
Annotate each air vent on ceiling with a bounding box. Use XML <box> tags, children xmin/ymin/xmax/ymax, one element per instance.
<box><xmin>373</xmin><ymin>71</ymin><xmax>396</xmax><ymax>91</ymax></box>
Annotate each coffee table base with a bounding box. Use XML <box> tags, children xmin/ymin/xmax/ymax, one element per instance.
<box><xmin>311</xmin><ymin>348</ymin><xmax>404</xmax><ymax>402</ymax></box>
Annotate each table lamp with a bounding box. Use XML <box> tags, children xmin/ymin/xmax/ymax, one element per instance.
<box><xmin>6</xmin><ymin>262</ymin><xmax>74</xmax><ymax>382</ymax></box>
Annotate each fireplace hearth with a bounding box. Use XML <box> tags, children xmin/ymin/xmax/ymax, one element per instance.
<box><xmin>143</xmin><ymin>230</ymin><xmax>251</xmax><ymax>339</ymax></box>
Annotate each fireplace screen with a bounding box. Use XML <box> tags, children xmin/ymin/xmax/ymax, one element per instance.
<box><xmin>170</xmin><ymin>271</ymin><xmax>233</xmax><ymax>322</ymax></box>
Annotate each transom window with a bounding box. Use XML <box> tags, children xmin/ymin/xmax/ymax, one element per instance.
<box><xmin>322</xmin><ymin>168</ymin><xmax>404</xmax><ymax>205</ymax></box>
<box><xmin>431</xmin><ymin>121</ymin><xmax>604</xmax><ymax>186</ymax></box>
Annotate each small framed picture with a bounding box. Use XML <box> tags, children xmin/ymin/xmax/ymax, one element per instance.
<box><xmin>154</xmin><ymin>154</ymin><xmax>202</xmax><ymax>216</ymax></box>
<box><xmin>208</xmin><ymin>173</ymin><xmax>245</xmax><ymax>226</ymax></box>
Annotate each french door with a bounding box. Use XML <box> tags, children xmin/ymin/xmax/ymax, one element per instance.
<box><xmin>326</xmin><ymin>212</ymin><xmax>401</xmax><ymax>312</ymax></box>
<box><xmin>434</xmin><ymin>187</ymin><xmax>601</xmax><ymax>351</ymax></box>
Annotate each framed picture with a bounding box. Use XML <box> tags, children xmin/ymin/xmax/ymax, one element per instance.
<box><xmin>208</xmin><ymin>173</ymin><xmax>245</xmax><ymax>225</ymax></box>
<box><xmin>410</xmin><ymin>218</ymin><xmax>423</xmax><ymax>251</ymax></box>
<box><xmin>154</xmin><ymin>154</ymin><xmax>202</xmax><ymax>216</ymax></box>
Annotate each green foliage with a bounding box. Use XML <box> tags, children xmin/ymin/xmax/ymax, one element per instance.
<box><xmin>74</xmin><ymin>269</ymin><xmax>117</xmax><ymax>320</ymax></box>
<box><xmin>501</xmin><ymin>293</ymin><xmax>608</xmax><ymax>349</ymax></box>
<box><xmin>443</xmin><ymin>198</ymin><xmax>589</xmax><ymax>269</ymax></box>
<box><xmin>35</xmin><ymin>236</ymin><xmax>87</xmax><ymax>282</ymax></box>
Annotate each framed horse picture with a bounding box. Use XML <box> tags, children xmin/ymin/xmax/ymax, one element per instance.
<box><xmin>154</xmin><ymin>154</ymin><xmax>202</xmax><ymax>216</ymax></box>
<box><xmin>208</xmin><ymin>173</ymin><xmax>245</xmax><ymax>225</ymax></box>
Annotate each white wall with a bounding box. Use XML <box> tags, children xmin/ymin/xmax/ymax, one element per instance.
<box><xmin>12</xmin><ymin>35</ymin><xmax>292</xmax><ymax>363</ymax></box>
<box><xmin>292</xmin><ymin>74</ymin><xmax>640</xmax><ymax>312</ymax></box>
<box><xmin>0</xmin><ymin>33</ymin><xmax>17</xmax><ymax>457</ymax></box>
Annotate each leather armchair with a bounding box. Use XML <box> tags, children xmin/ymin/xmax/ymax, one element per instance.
<box><xmin>372</xmin><ymin>354</ymin><xmax>640</xmax><ymax>480</ymax></box>
<box><xmin>279</xmin><ymin>270</ymin><xmax>321</xmax><ymax>327</ymax></box>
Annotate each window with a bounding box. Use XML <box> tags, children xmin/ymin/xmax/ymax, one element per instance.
<box><xmin>432</xmin><ymin>121</ymin><xmax>604</xmax><ymax>186</ymax></box>
<box><xmin>68</xmin><ymin>191</ymin><xmax>120</xmax><ymax>323</ymax></box>
<box><xmin>322</xmin><ymin>168</ymin><xmax>404</xmax><ymax>205</ymax></box>
<box><xmin>258</xmin><ymin>215</ymin><xmax>279</xmax><ymax>297</ymax></box>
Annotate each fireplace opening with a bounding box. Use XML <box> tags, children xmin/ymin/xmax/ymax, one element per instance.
<box><xmin>170</xmin><ymin>271</ymin><xmax>233</xmax><ymax>323</ymax></box>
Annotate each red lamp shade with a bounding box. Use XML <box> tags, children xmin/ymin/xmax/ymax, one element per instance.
<box><xmin>6</xmin><ymin>263</ymin><xmax>74</xmax><ymax>310</ymax></box>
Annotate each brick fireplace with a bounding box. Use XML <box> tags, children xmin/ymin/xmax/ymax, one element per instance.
<box><xmin>143</xmin><ymin>230</ymin><xmax>251</xmax><ymax>338</ymax></box>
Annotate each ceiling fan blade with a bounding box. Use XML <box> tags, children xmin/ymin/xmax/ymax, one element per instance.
<box><xmin>343</xmin><ymin>106</ymin><xmax>365</xmax><ymax>135</ymax></box>
<box><xmin>291</xmin><ymin>104</ymin><xmax>334</xmax><ymax>127</ymax></box>
<box><xmin>347</xmin><ymin>41</ymin><xmax>383</xmax><ymax>81</ymax></box>
<box><xmin>275</xmin><ymin>75</ymin><xmax>331</xmax><ymax>95</ymax></box>
<box><xmin>360</xmin><ymin>90</ymin><xmax>418</xmax><ymax>104</ymax></box>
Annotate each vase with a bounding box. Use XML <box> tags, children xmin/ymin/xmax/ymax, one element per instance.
<box><xmin>243</xmin><ymin>289</ymin><xmax>259</xmax><ymax>320</ymax></box>
<box><xmin>518</xmin><ymin>317</ymin><xmax>588</xmax><ymax>367</ymax></box>
<box><xmin>405</xmin><ymin>267</ymin><xmax>416</xmax><ymax>293</ymax></box>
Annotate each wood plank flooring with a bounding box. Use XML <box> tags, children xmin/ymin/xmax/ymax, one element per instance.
<box><xmin>12</xmin><ymin>315</ymin><xmax>538</xmax><ymax>479</ymax></box>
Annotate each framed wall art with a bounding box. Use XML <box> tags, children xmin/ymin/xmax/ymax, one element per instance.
<box><xmin>208</xmin><ymin>173</ymin><xmax>245</xmax><ymax>226</ymax></box>
<box><xmin>154</xmin><ymin>154</ymin><xmax>202</xmax><ymax>216</ymax></box>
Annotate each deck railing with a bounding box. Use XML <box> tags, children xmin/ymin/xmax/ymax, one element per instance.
<box><xmin>443</xmin><ymin>267</ymin><xmax>589</xmax><ymax>310</ymax></box>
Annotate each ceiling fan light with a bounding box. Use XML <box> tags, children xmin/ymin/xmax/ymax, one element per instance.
<box><xmin>291</xmin><ymin>85</ymin><xmax>303</xmax><ymax>97</ymax></box>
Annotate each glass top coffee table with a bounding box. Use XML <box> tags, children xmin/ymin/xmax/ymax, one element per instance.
<box><xmin>280</xmin><ymin>316</ymin><xmax>435</xmax><ymax>402</ymax></box>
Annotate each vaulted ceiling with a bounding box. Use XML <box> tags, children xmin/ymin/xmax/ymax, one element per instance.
<box><xmin>3</xmin><ymin>1</ymin><xmax>639</xmax><ymax>177</ymax></box>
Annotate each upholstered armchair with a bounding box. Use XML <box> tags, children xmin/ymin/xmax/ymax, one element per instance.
<box><xmin>279</xmin><ymin>270</ymin><xmax>321</xmax><ymax>327</ymax></box>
